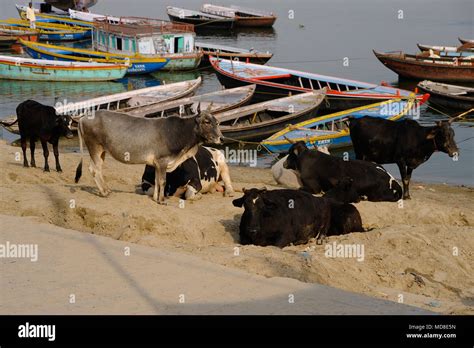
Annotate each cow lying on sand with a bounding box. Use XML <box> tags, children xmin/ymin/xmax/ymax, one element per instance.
<box><xmin>283</xmin><ymin>141</ymin><xmax>402</xmax><ymax>203</ymax></box>
<box><xmin>75</xmin><ymin>105</ymin><xmax>223</xmax><ymax>204</ymax></box>
<box><xmin>232</xmin><ymin>188</ymin><xmax>364</xmax><ymax>248</ymax></box>
<box><xmin>0</xmin><ymin>100</ymin><xmax>73</xmax><ymax>172</ymax></box>
<box><xmin>349</xmin><ymin>116</ymin><xmax>458</xmax><ymax>199</ymax></box>
<box><xmin>141</xmin><ymin>146</ymin><xmax>235</xmax><ymax>200</ymax></box>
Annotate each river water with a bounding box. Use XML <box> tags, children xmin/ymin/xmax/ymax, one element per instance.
<box><xmin>0</xmin><ymin>0</ymin><xmax>472</xmax><ymax>185</ymax></box>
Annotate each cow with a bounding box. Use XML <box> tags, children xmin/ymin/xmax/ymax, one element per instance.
<box><xmin>271</xmin><ymin>146</ymin><xmax>329</xmax><ymax>189</ymax></box>
<box><xmin>283</xmin><ymin>141</ymin><xmax>402</xmax><ymax>202</ymax></box>
<box><xmin>74</xmin><ymin>105</ymin><xmax>223</xmax><ymax>204</ymax></box>
<box><xmin>0</xmin><ymin>100</ymin><xmax>73</xmax><ymax>172</ymax></box>
<box><xmin>232</xmin><ymin>188</ymin><xmax>364</xmax><ymax>248</ymax></box>
<box><xmin>141</xmin><ymin>146</ymin><xmax>235</xmax><ymax>200</ymax></box>
<box><xmin>349</xmin><ymin>117</ymin><xmax>458</xmax><ymax>199</ymax></box>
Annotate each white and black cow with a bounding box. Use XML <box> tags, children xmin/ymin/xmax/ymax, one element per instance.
<box><xmin>141</xmin><ymin>146</ymin><xmax>234</xmax><ymax>200</ymax></box>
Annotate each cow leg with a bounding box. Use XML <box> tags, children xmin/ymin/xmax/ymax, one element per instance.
<box><xmin>52</xmin><ymin>141</ymin><xmax>62</xmax><ymax>172</ymax></box>
<box><xmin>220</xmin><ymin>164</ymin><xmax>235</xmax><ymax>197</ymax></box>
<box><xmin>89</xmin><ymin>148</ymin><xmax>109</xmax><ymax>197</ymax></box>
<box><xmin>40</xmin><ymin>139</ymin><xmax>50</xmax><ymax>172</ymax></box>
<box><xmin>153</xmin><ymin>164</ymin><xmax>167</xmax><ymax>204</ymax></box>
<box><xmin>397</xmin><ymin>161</ymin><xmax>410</xmax><ymax>200</ymax></box>
<box><xmin>29</xmin><ymin>138</ymin><xmax>36</xmax><ymax>168</ymax></box>
<box><xmin>21</xmin><ymin>138</ymin><xmax>29</xmax><ymax>167</ymax></box>
<box><xmin>405</xmin><ymin>167</ymin><xmax>413</xmax><ymax>199</ymax></box>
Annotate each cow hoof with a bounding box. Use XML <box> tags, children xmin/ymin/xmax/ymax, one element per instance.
<box><xmin>403</xmin><ymin>195</ymin><xmax>411</xmax><ymax>200</ymax></box>
<box><xmin>44</xmin><ymin>168</ymin><xmax>50</xmax><ymax>172</ymax></box>
<box><xmin>158</xmin><ymin>201</ymin><xmax>168</xmax><ymax>206</ymax></box>
<box><xmin>225</xmin><ymin>191</ymin><xmax>235</xmax><ymax>197</ymax></box>
<box><xmin>23</xmin><ymin>164</ymin><xmax>29</xmax><ymax>168</ymax></box>
<box><xmin>188</xmin><ymin>193</ymin><xmax>202</xmax><ymax>201</ymax></box>
<box><xmin>31</xmin><ymin>163</ymin><xmax>36</xmax><ymax>168</ymax></box>
<box><xmin>57</xmin><ymin>168</ymin><xmax>62</xmax><ymax>173</ymax></box>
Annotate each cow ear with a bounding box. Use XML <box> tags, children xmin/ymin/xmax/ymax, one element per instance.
<box><xmin>232</xmin><ymin>197</ymin><xmax>244</xmax><ymax>207</ymax></box>
<box><xmin>426</xmin><ymin>129</ymin><xmax>437</xmax><ymax>139</ymax></box>
<box><xmin>292</xmin><ymin>148</ymin><xmax>299</xmax><ymax>156</ymax></box>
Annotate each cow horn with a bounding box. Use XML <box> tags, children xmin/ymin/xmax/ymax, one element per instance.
<box><xmin>283</xmin><ymin>136</ymin><xmax>295</xmax><ymax>144</ymax></box>
<box><xmin>242</xmin><ymin>187</ymin><xmax>247</xmax><ymax>193</ymax></box>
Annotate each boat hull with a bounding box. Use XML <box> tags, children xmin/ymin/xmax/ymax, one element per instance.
<box><xmin>22</xmin><ymin>41</ymin><xmax>169</xmax><ymax>75</ymax></box>
<box><xmin>417</xmin><ymin>85</ymin><xmax>474</xmax><ymax>110</ymax></box>
<box><xmin>167</xmin><ymin>14</ymin><xmax>235</xmax><ymax>29</ymax></box>
<box><xmin>200</xmin><ymin>52</ymin><xmax>271</xmax><ymax>66</ymax></box>
<box><xmin>375</xmin><ymin>52</ymin><xmax>474</xmax><ymax>82</ymax></box>
<box><xmin>235</xmin><ymin>16</ymin><xmax>276</xmax><ymax>27</ymax></box>
<box><xmin>222</xmin><ymin>104</ymin><xmax>321</xmax><ymax>142</ymax></box>
<box><xmin>213</xmin><ymin>67</ymin><xmax>412</xmax><ymax>112</ymax></box>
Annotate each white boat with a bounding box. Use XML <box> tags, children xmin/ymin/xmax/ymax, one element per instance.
<box><xmin>1</xmin><ymin>77</ymin><xmax>202</xmax><ymax>133</ymax></box>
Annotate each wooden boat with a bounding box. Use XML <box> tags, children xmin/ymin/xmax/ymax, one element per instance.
<box><xmin>374</xmin><ymin>50</ymin><xmax>474</xmax><ymax>82</ymax></box>
<box><xmin>92</xmin><ymin>17</ymin><xmax>202</xmax><ymax>71</ymax></box>
<box><xmin>0</xmin><ymin>55</ymin><xmax>128</xmax><ymax>82</ymax></box>
<box><xmin>215</xmin><ymin>90</ymin><xmax>326</xmax><ymax>142</ymax></box>
<box><xmin>195</xmin><ymin>41</ymin><xmax>272</xmax><ymax>66</ymax></box>
<box><xmin>459</xmin><ymin>37</ymin><xmax>474</xmax><ymax>45</ymax></box>
<box><xmin>0</xmin><ymin>19</ymin><xmax>90</xmax><ymax>41</ymax></box>
<box><xmin>210</xmin><ymin>56</ymin><xmax>429</xmax><ymax>111</ymax></box>
<box><xmin>167</xmin><ymin>6</ymin><xmax>236</xmax><ymax>30</ymax></box>
<box><xmin>417</xmin><ymin>80</ymin><xmax>474</xmax><ymax>110</ymax></box>
<box><xmin>417</xmin><ymin>43</ymin><xmax>474</xmax><ymax>57</ymax></box>
<box><xmin>1</xmin><ymin>78</ymin><xmax>202</xmax><ymax>134</ymax></box>
<box><xmin>20</xmin><ymin>39</ymin><xmax>169</xmax><ymax>75</ymax></box>
<box><xmin>125</xmin><ymin>85</ymin><xmax>256</xmax><ymax>117</ymax></box>
<box><xmin>261</xmin><ymin>98</ymin><xmax>419</xmax><ymax>153</ymax></box>
<box><xmin>201</xmin><ymin>4</ymin><xmax>277</xmax><ymax>27</ymax></box>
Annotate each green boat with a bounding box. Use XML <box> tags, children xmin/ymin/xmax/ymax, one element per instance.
<box><xmin>0</xmin><ymin>55</ymin><xmax>128</xmax><ymax>82</ymax></box>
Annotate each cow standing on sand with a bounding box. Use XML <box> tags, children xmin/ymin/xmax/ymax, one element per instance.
<box><xmin>0</xmin><ymin>100</ymin><xmax>73</xmax><ymax>172</ymax></box>
<box><xmin>349</xmin><ymin>117</ymin><xmax>458</xmax><ymax>199</ymax></box>
<box><xmin>283</xmin><ymin>141</ymin><xmax>402</xmax><ymax>203</ymax></box>
<box><xmin>74</xmin><ymin>105</ymin><xmax>223</xmax><ymax>204</ymax></box>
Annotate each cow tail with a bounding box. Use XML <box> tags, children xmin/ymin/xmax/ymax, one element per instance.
<box><xmin>0</xmin><ymin>118</ymin><xmax>19</xmax><ymax>127</ymax></box>
<box><xmin>74</xmin><ymin>120</ymin><xmax>84</xmax><ymax>183</ymax></box>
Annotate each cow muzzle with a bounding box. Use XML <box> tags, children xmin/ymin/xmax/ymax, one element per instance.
<box><xmin>65</xmin><ymin>130</ymin><xmax>74</xmax><ymax>139</ymax></box>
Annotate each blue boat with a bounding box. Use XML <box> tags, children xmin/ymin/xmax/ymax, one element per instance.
<box><xmin>210</xmin><ymin>57</ymin><xmax>428</xmax><ymax>112</ymax></box>
<box><xmin>261</xmin><ymin>97</ymin><xmax>426</xmax><ymax>153</ymax></box>
<box><xmin>0</xmin><ymin>20</ymin><xmax>90</xmax><ymax>41</ymax></box>
<box><xmin>20</xmin><ymin>39</ymin><xmax>169</xmax><ymax>75</ymax></box>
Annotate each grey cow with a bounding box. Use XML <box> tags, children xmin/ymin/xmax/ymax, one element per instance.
<box><xmin>74</xmin><ymin>105</ymin><xmax>223</xmax><ymax>204</ymax></box>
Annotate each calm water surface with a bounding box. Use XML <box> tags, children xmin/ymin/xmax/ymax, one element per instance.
<box><xmin>0</xmin><ymin>0</ymin><xmax>472</xmax><ymax>185</ymax></box>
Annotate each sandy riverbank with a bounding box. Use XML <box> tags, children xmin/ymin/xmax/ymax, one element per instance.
<box><xmin>0</xmin><ymin>140</ymin><xmax>473</xmax><ymax>314</ymax></box>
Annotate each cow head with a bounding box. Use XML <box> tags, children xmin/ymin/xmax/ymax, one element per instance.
<box><xmin>195</xmin><ymin>103</ymin><xmax>223</xmax><ymax>145</ymax></box>
<box><xmin>283</xmin><ymin>141</ymin><xmax>308</xmax><ymax>170</ymax></box>
<box><xmin>232</xmin><ymin>187</ymin><xmax>275</xmax><ymax>242</ymax></box>
<box><xmin>57</xmin><ymin>114</ymin><xmax>74</xmax><ymax>139</ymax></box>
<box><xmin>375</xmin><ymin>166</ymin><xmax>403</xmax><ymax>202</ymax></box>
<box><xmin>427</xmin><ymin>121</ymin><xmax>458</xmax><ymax>157</ymax></box>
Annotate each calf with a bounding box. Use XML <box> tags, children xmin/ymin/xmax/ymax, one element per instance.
<box><xmin>141</xmin><ymin>146</ymin><xmax>235</xmax><ymax>200</ymax></box>
<box><xmin>0</xmin><ymin>100</ymin><xmax>73</xmax><ymax>172</ymax></box>
<box><xmin>349</xmin><ymin>117</ymin><xmax>458</xmax><ymax>199</ymax></box>
<box><xmin>283</xmin><ymin>141</ymin><xmax>402</xmax><ymax>202</ymax></box>
<box><xmin>75</xmin><ymin>105</ymin><xmax>223</xmax><ymax>204</ymax></box>
<box><xmin>232</xmin><ymin>188</ymin><xmax>364</xmax><ymax>248</ymax></box>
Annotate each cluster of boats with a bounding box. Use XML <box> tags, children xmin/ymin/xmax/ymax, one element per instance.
<box><xmin>374</xmin><ymin>38</ymin><xmax>474</xmax><ymax>111</ymax></box>
<box><xmin>0</xmin><ymin>2</ymin><xmax>472</xmax><ymax>155</ymax></box>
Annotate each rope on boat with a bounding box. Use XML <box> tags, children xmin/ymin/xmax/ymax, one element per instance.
<box><xmin>222</xmin><ymin>136</ymin><xmax>275</xmax><ymax>155</ymax></box>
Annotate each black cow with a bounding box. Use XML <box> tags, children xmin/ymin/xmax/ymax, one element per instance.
<box><xmin>232</xmin><ymin>188</ymin><xmax>364</xmax><ymax>248</ymax></box>
<box><xmin>349</xmin><ymin>117</ymin><xmax>458</xmax><ymax>199</ymax></box>
<box><xmin>283</xmin><ymin>141</ymin><xmax>402</xmax><ymax>202</ymax></box>
<box><xmin>141</xmin><ymin>146</ymin><xmax>234</xmax><ymax>200</ymax></box>
<box><xmin>0</xmin><ymin>100</ymin><xmax>73</xmax><ymax>172</ymax></box>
